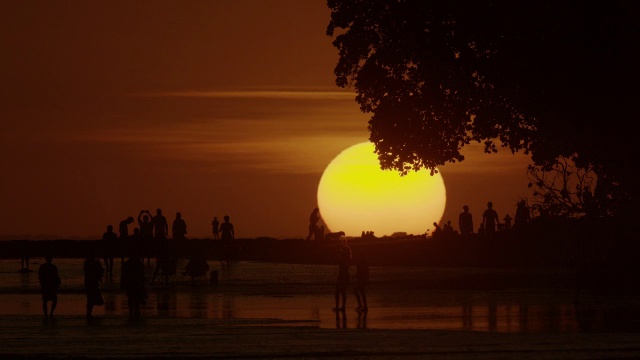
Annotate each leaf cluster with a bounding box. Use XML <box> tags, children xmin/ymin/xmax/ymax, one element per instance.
<box><xmin>327</xmin><ymin>0</ymin><xmax>637</xmax><ymax>207</ymax></box>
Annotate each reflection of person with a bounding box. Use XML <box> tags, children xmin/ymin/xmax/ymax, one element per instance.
<box><xmin>121</xmin><ymin>251</ymin><xmax>146</xmax><ymax>320</ymax></box>
<box><xmin>38</xmin><ymin>255</ymin><xmax>61</xmax><ymax>321</ymax></box>
<box><xmin>83</xmin><ymin>251</ymin><xmax>105</xmax><ymax>319</ymax></box>
<box><xmin>333</xmin><ymin>239</ymin><xmax>351</xmax><ymax>312</ymax></box>
<box><xmin>458</xmin><ymin>205</ymin><xmax>474</xmax><ymax>236</ymax></box>
<box><xmin>306</xmin><ymin>208</ymin><xmax>320</xmax><ymax>241</ymax></box>
<box><xmin>353</xmin><ymin>249</ymin><xmax>369</xmax><ymax>312</ymax></box>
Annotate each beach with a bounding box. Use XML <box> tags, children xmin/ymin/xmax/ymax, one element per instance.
<box><xmin>2</xmin><ymin>257</ymin><xmax>640</xmax><ymax>359</ymax></box>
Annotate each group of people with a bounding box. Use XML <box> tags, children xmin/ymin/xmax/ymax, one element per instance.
<box><xmin>333</xmin><ymin>239</ymin><xmax>369</xmax><ymax>314</ymax></box>
<box><xmin>37</xmin><ymin>251</ymin><xmax>146</xmax><ymax>322</ymax></box>
<box><xmin>434</xmin><ymin>200</ymin><xmax>532</xmax><ymax>240</ymax></box>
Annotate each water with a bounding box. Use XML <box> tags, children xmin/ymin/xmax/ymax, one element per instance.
<box><xmin>0</xmin><ymin>258</ymin><xmax>626</xmax><ymax>332</ymax></box>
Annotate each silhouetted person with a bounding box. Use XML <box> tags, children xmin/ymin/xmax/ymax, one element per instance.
<box><xmin>172</xmin><ymin>212</ymin><xmax>187</xmax><ymax>241</ymax></box>
<box><xmin>102</xmin><ymin>224</ymin><xmax>118</xmax><ymax>276</ymax></box>
<box><xmin>353</xmin><ymin>249</ymin><xmax>369</xmax><ymax>312</ymax></box>
<box><xmin>443</xmin><ymin>220</ymin><xmax>454</xmax><ymax>239</ymax></box>
<box><xmin>333</xmin><ymin>239</ymin><xmax>351</xmax><ymax>312</ymax></box>
<box><xmin>121</xmin><ymin>250</ymin><xmax>147</xmax><ymax>320</ymax></box>
<box><xmin>459</xmin><ymin>205</ymin><xmax>474</xmax><ymax>237</ymax></box>
<box><xmin>482</xmin><ymin>201</ymin><xmax>500</xmax><ymax>236</ymax></box>
<box><xmin>211</xmin><ymin>216</ymin><xmax>220</xmax><ymax>240</ymax></box>
<box><xmin>151</xmin><ymin>208</ymin><xmax>171</xmax><ymax>284</ymax></box>
<box><xmin>38</xmin><ymin>255</ymin><xmax>61</xmax><ymax>322</ymax></box>
<box><xmin>84</xmin><ymin>250</ymin><xmax>104</xmax><ymax>319</ymax></box>
<box><xmin>503</xmin><ymin>214</ymin><xmax>512</xmax><ymax>230</ymax></box>
<box><xmin>220</xmin><ymin>215</ymin><xmax>236</xmax><ymax>265</ymax></box>
<box><xmin>119</xmin><ymin>216</ymin><xmax>134</xmax><ymax>264</ymax></box>
<box><xmin>306</xmin><ymin>208</ymin><xmax>320</xmax><ymax>241</ymax></box>
<box><xmin>514</xmin><ymin>200</ymin><xmax>531</xmax><ymax>231</ymax></box>
<box><xmin>138</xmin><ymin>210</ymin><xmax>154</xmax><ymax>265</ymax></box>
<box><xmin>152</xmin><ymin>208</ymin><xmax>169</xmax><ymax>241</ymax></box>
<box><xmin>432</xmin><ymin>221</ymin><xmax>443</xmax><ymax>240</ymax></box>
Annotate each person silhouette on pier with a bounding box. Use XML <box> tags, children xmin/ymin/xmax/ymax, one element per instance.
<box><xmin>38</xmin><ymin>254</ymin><xmax>61</xmax><ymax>322</ymax></box>
<box><xmin>119</xmin><ymin>216</ymin><xmax>135</xmax><ymax>264</ymax></box>
<box><xmin>220</xmin><ymin>215</ymin><xmax>236</xmax><ymax>265</ymax></box>
<box><xmin>138</xmin><ymin>210</ymin><xmax>154</xmax><ymax>266</ymax></box>
<box><xmin>172</xmin><ymin>212</ymin><xmax>187</xmax><ymax>241</ymax></box>
<box><xmin>459</xmin><ymin>205</ymin><xmax>474</xmax><ymax>237</ymax></box>
<box><xmin>102</xmin><ymin>225</ymin><xmax>118</xmax><ymax>277</ymax></box>
<box><xmin>306</xmin><ymin>208</ymin><xmax>320</xmax><ymax>241</ymax></box>
<box><xmin>482</xmin><ymin>201</ymin><xmax>500</xmax><ymax>236</ymax></box>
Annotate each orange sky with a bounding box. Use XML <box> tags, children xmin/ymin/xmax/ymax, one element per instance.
<box><xmin>0</xmin><ymin>0</ymin><xmax>533</xmax><ymax>239</ymax></box>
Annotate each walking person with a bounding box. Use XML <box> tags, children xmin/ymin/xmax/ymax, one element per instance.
<box><xmin>333</xmin><ymin>239</ymin><xmax>352</xmax><ymax>312</ymax></box>
<box><xmin>352</xmin><ymin>249</ymin><xmax>369</xmax><ymax>313</ymax></box>
<box><xmin>121</xmin><ymin>250</ymin><xmax>147</xmax><ymax>320</ymax></box>
<box><xmin>83</xmin><ymin>250</ymin><xmax>105</xmax><ymax>319</ymax></box>
<box><xmin>38</xmin><ymin>254</ymin><xmax>61</xmax><ymax>322</ymax></box>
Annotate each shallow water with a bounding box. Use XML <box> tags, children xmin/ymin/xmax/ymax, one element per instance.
<box><xmin>1</xmin><ymin>258</ymin><xmax>633</xmax><ymax>332</ymax></box>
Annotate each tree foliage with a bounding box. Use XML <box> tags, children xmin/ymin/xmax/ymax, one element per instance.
<box><xmin>326</xmin><ymin>0</ymin><xmax>637</xmax><ymax>218</ymax></box>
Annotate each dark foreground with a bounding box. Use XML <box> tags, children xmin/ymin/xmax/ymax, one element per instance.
<box><xmin>3</xmin><ymin>313</ymin><xmax>640</xmax><ymax>359</ymax></box>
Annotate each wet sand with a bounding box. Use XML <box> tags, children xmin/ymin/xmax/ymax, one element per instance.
<box><xmin>2</xmin><ymin>259</ymin><xmax>640</xmax><ymax>359</ymax></box>
<box><xmin>3</xmin><ymin>315</ymin><xmax>640</xmax><ymax>359</ymax></box>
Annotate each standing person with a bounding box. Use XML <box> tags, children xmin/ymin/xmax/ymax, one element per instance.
<box><xmin>102</xmin><ymin>225</ymin><xmax>118</xmax><ymax>277</ymax></box>
<box><xmin>121</xmin><ymin>250</ymin><xmax>147</xmax><ymax>320</ymax></box>
<box><xmin>138</xmin><ymin>210</ymin><xmax>154</xmax><ymax>266</ymax></box>
<box><xmin>172</xmin><ymin>212</ymin><xmax>187</xmax><ymax>241</ymax></box>
<box><xmin>150</xmin><ymin>208</ymin><xmax>170</xmax><ymax>285</ymax></box>
<box><xmin>220</xmin><ymin>215</ymin><xmax>235</xmax><ymax>265</ymax></box>
<box><xmin>458</xmin><ymin>205</ymin><xmax>474</xmax><ymax>237</ymax></box>
<box><xmin>482</xmin><ymin>201</ymin><xmax>500</xmax><ymax>236</ymax></box>
<box><xmin>83</xmin><ymin>250</ymin><xmax>104</xmax><ymax>319</ymax></box>
<box><xmin>119</xmin><ymin>216</ymin><xmax>134</xmax><ymax>265</ymax></box>
<box><xmin>305</xmin><ymin>208</ymin><xmax>320</xmax><ymax>241</ymax></box>
<box><xmin>211</xmin><ymin>216</ymin><xmax>220</xmax><ymax>240</ymax></box>
<box><xmin>333</xmin><ymin>239</ymin><xmax>352</xmax><ymax>312</ymax></box>
<box><xmin>38</xmin><ymin>254</ymin><xmax>61</xmax><ymax>322</ymax></box>
<box><xmin>352</xmin><ymin>249</ymin><xmax>369</xmax><ymax>313</ymax></box>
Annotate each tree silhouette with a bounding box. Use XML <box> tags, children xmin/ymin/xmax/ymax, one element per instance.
<box><xmin>327</xmin><ymin>0</ymin><xmax>636</xmax><ymax>219</ymax></box>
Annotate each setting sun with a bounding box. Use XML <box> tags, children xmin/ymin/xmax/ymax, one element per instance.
<box><xmin>317</xmin><ymin>142</ymin><xmax>446</xmax><ymax>237</ymax></box>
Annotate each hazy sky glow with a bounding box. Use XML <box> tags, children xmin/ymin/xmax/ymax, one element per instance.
<box><xmin>0</xmin><ymin>0</ymin><xmax>533</xmax><ymax>239</ymax></box>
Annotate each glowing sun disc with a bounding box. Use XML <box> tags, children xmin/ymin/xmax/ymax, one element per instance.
<box><xmin>317</xmin><ymin>142</ymin><xmax>446</xmax><ymax>237</ymax></box>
